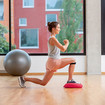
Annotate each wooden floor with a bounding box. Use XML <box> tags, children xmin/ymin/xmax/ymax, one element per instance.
<box><xmin>0</xmin><ymin>75</ymin><xmax>105</xmax><ymax>105</ymax></box>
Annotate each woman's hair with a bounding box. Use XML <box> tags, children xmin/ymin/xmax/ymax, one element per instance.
<box><xmin>47</xmin><ymin>21</ymin><xmax>59</xmax><ymax>32</ymax></box>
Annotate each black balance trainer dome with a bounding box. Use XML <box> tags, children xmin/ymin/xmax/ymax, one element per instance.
<box><xmin>4</xmin><ymin>49</ymin><xmax>31</xmax><ymax>76</ymax></box>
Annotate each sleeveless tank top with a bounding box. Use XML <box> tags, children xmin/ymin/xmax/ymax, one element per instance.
<box><xmin>48</xmin><ymin>36</ymin><xmax>60</xmax><ymax>59</ymax></box>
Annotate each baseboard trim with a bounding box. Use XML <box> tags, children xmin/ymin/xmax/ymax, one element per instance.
<box><xmin>0</xmin><ymin>73</ymin><xmax>11</xmax><ymax>76</ymax></box>
<box><xmin>101</xmin><ymin>72</ymin><xmax>105</xmax><ymax>75</ymax></box>
<box><xmin>0</xmin><ymin>72</ymin><xmax>87</xmax><ymax>76</ymax></box>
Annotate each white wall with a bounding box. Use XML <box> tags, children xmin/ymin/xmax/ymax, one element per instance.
<box><xmin>101</xmin><ymin>56</ymin><xmax>105</xmax><ymax>72</ymax></box>
<box><xmin>29</xmin><ymin>56</ymin><xmax>86</xmax><ymax>73</ymax></box>
<box><xmin>86</xmin><ymin>0</ymin><xmax>101</xmax><ymax>74</ymax></box>
<box><xmin>0</xmin><ymin>56</ymin><xmax>86</xmax><ymax>73</ymax></box>
<box><xmin>0</xmin><ymin>56</ymin><xmax>5</xmax><ymax>72</ymax></box>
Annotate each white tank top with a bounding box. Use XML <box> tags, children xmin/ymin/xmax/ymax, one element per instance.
<box><xmin>48</xmin><ymin>36</ymin><xmax>60</xmax><ymax>59</ymax></box>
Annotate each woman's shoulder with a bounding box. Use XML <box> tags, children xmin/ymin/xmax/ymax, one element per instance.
<box><xmin>49</xmin><ymin>36</ymin><xmax>57</xmax><ymax>41</ymax></box>
<box><xmin>49</xmin><ymin>36</ymin><xmax>57</xmax><ymax>45</ymax></box>
<box><xmin>48</xmin><ymin>36</ymin><xmax>54</xmax><ymax>41</ymax></box>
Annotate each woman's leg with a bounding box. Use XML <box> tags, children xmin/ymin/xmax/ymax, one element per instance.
<box><xmin>68</xmin><ymin>64</ymin><xmax>75</xmax><ymax>80</ymax></box>
<box><xmin>24</xmin><ymin>71</ymin><xmax>54</xmax><ymax>86</ymax></box>
<box><xmin>58</xmin><ymin>58</ymin><xmax>76</xmax><ymax>81</ymax></box>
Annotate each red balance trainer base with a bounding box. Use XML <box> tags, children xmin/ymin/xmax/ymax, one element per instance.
<box><xmin>64</xmin><ymin>83</ymin><xmax>83</xmax><ymax>88</ymax></box>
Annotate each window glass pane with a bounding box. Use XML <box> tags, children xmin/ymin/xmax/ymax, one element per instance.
<box><xmin>19</xmin><ymin>18</ymin><xmax>27</xmax><ymax>26</ymax></box>
<box><xmin>20</xmin><ymin>29</ymin><xmax>38</xmax><ymax>48</ymax></box>
<box><xmin>0</xmin><ymin>0</ymin><xmax>4</xmax><ymax>20</ymax></box>
<box><xmin>0</xmin><ymin>34</ymin><xmax>3</xmax><ymax>37</ymax></box>
<box><xmin>10</xmin><ymin>0</ymin><xmax>85</xmax><ymax>54</ymax></box>
<box><xmin>57</xmin><ymin>0</ymin><xmax>84</xmax><ymax>53</ymax></box>
<box><xmin>0</xmin><ymin>0</ymin><xmax>9</xmax><ymax>54</ymax></box>
<box><xmin>101</xmin><ymin>0</ymin><xmax>105</xmax><ymax>55</ymax></box>
<box><xmin>46</xmin><ymin>0</ymin><xmax>63</xmax><ymax>10</ymax></box>
<box><xmin>24</xmin><ymin>0</ymin><xmax>34</xmax><ymax>7</ymax></box>
<box><xmin>46</xmin><ymin>14</ymin><xmax>57</xmax><ymax>25</ymax></box>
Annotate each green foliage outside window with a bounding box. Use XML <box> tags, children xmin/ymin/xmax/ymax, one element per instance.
<box><xmin>0</xmin><ymin>23</ymin><xmax>16</xmax><ymax>54</ymax></box>
<box><xmin>58</xmin><ymin>0</ymin><xmax>83</xmax><ymax>53</ymax></box>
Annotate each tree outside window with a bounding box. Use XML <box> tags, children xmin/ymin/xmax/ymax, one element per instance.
<box><xmin>58</xmin><ymin>0</ymin><xmax>83</xmax><ymax>53</ymax></box>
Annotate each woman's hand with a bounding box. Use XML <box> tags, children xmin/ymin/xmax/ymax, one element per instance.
<box><xmin>63</xmin><ymin>39</ymin><xmax>69</xmax><ymax>45</ymax></box>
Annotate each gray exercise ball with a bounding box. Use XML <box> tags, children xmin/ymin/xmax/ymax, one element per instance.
<box><xmin>4</xmin><ymin>49</ymin><xmax>31</xmax><ymax>76</ymax></box>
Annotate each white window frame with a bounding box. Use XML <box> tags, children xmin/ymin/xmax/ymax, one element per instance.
<box><xmin>76</xmin><ymin>31</ymin><xmax>83</xmax><ymax>35</ymax></box>
<box><xmin>19</xmin><ymin>18</ymin><xmax>27</xmax><ymax>26</ymax></box>
<box><xmin>76</xmin><ymin>21</ymin><xmax>83</xmax><ymax>34</ymax></box>
<box><xmin>46</xmin><ymin>14</ymin><xmax>57</xmax><ymax>26</ymax></box>
<box><xmin>19</xmin><ymin>28</ymin><xmax>39</xmax><ymax>49</ymax></box>
<box><xmin>23</xmin><ymin>0</ymin><xmax>34</xmax><ymax>8</ymax></box>
<box><xmin>45</xmin><ymin>0</ymin><xmax>64</xmax><ymax>11</ymax></box>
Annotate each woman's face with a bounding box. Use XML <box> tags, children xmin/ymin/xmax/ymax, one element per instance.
<box><xmin>52</xmin><ymin>24</ymin><xmax>61</xmax><ymax>34</ymax></box>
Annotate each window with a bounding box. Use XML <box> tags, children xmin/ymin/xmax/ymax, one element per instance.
<box><xmin>0</xmin><ymin>0</ymin><xmax>9</xmax><ymax>55</ymax></box>
<box><xmin>19</xmin><ymin>29</ymin><xmax>39</xmax><ymax>49</ymax></box>
<box><xmin>19</xmin><ymin>18</ymin><xmax>27</xmax><ymax>26</ymax></box>
<box><xmin>1</xmin><ymin>0</ymin><xmax>85</xmax><ymax>55</ymax></box>
<box><xmin>0</xmin><ymin>34</ymin><xmax>3</xmax><ymax>37</ymax></box>
<box><xmin>0</xmin><ymin>33</ymin><xmax>6</xmax><ymax>40</ymax></box>
<box><xmin>101</xmin><ymin>0</ymin><xmax>105</xmax><ymax>55</ymax></box>
<box><xmin>0</xmin><ymin>0</ymin><xmax>4</xmax><ymax>20</ymax></box>
<box><xmin>46</xmin><ymin>14</ymin><xmax>57</xmax><ymax>26</ymax></box>
<box><xmin>76</xmin><ymin>21</ymin><xmax>83</xmax><ymax>34</ymax></box>
<box><xmin>46</xmin><ymin>0</ymin><xmax>63</xmax><ymax>11</ymax></box>
<box><xmin>23</xmin><ymin>0</ymin><xmax>34</xmax><ymax>8</ymax></box>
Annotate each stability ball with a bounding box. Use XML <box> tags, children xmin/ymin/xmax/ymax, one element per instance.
<box><xmin>4</xmin><ymin>49</ymin><xmax>31</xmax><ymax>76</ymax></box>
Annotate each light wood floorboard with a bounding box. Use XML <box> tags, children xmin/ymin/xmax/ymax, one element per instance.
<box><xmin>0</xmin><ymin>75</ymin><xmax>105</xmax><ymax>105</ymax></box>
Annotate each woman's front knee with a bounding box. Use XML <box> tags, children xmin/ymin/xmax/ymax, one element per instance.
<box><xmin>71</xmin><ymin>58</ymin><xmax>76</xmax><ymax>63</ymax></box>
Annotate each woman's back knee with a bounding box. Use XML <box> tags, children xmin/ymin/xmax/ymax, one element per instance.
<box><xmin>40</xmin><ymin>82</ymin><xmax>47</xmax><ymax>86</ymax></box>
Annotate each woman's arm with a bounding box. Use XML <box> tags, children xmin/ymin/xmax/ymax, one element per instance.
<box><xmin>49</xmin><ymin>37</ymin><xmax>69</xmax><ymax>52</ymax></box>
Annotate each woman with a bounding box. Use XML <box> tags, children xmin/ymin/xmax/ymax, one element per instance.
<box><xmin>18</xmin><ymin>21</ymin><xmax>77</xmax><ymax>88</ymax></box>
